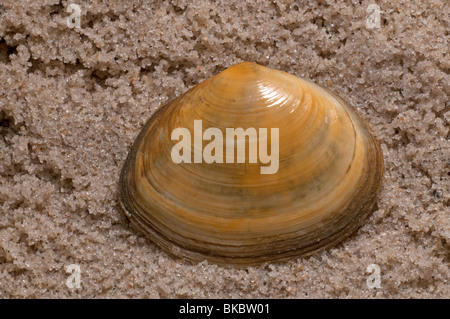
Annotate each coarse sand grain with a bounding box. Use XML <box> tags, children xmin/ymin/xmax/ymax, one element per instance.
<box><xmin>0</xmin><ymin>0</ymin><xmax>448</xmax><ymax>298</ymax></box>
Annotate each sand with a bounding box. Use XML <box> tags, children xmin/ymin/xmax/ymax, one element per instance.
<box><xmin>0</xmin><ymin>0</ymin><xmax>448</xmax><ymax>298</ymax></box>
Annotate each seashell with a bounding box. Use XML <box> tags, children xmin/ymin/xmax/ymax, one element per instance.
<box><xmin>119</xmin><ymin>62</ymin><xmax>384</xmax><ymax>265</ymax></box>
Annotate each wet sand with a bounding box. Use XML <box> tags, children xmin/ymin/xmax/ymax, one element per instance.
<box><xmin>0</xmin><ymin>0</ymin><xmax>448</xmax><ymax>298</ymax></box>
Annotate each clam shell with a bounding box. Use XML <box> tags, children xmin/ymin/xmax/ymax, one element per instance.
<box><xmin>119</xmin><ymin>62</ymin><xmax>384</xmax><ymax>265</ymax></box>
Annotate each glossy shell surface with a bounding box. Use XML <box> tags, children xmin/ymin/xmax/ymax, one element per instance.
<box><xmin>119</xmin><ymin>62</ymin><xmax>384</xmax><ymax>265</ymax></box>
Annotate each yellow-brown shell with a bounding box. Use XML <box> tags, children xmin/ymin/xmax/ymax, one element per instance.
<box><xmin>119</xmin><ymin>62</ymin><xmax>384</xmax><ymax>265</ymax></box>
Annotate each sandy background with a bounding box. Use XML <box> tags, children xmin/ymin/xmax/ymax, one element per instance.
<box><xmin>0</xmin><ymin>0</ymin><xmax>448</xmax><ymax>298</ymax></box>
